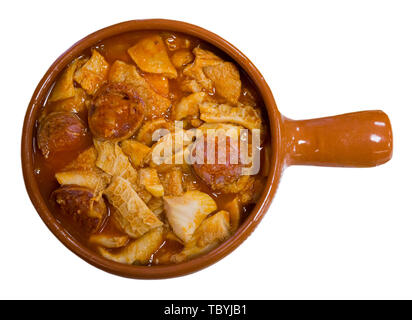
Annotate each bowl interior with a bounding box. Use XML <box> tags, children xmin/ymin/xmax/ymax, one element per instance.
<box><xmin>21</xmin><ymin>19</ymin><xmax>283</xmax><ymax>279</ymax></box>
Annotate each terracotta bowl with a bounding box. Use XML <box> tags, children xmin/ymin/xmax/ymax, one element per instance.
<box><xmin>21</xmin><ymin>19</ymin><xmax>393</xmax><ymax>279</ymax></box>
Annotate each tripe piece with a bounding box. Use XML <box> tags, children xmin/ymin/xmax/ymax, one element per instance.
<box><xmin>139</xmin><ymin>168</ymin><xmax>164</xmax><ymax>197</ymax></box>
<box><xmin>199</xmin><ymin>102</ymin><xmax>262</xmax><ymax>131</ymax></box>
<box><xmin>183</xmin><ymin>48</ymin><xmax>222</xmax><ymax>91</ymax></box>
<box><xmin>108</xmin><ymin>60</ymin><xmax>171</xmax><ymax>118</ymax></box>
<box><xmin>49</xmin><ymin>58</ymin><xmax>86</xmax><ymax>102</ymax></box>
<box><xmin>163</xmin><ymin>190</ymin><xmax>217</xmax><ymax>243</ymax></box>
<box><xmin>172</xmin><ymin>210</ymin><xmax>230</xmax><ymax>262</ymax></box>
<box><xmin>98</xmin><ymin>227</ymin><xmax>163</xmax><ymax>264</ymax></box>
<box><xmin>128</xmin><ymin>35</ymin><xmax>177</xmax><ymax>79</ymax></box>
<box><xmin>94</xmin><ymin>140</ymin><xmax>138</xmax><ymax>185</ymax></box>
<box><xmin>74</xmin><ymin>50</ymin><xmax>109</xmax><ymax>95</ymax></box>
<box><xmin>120</xmin><ymin>140</ymin><xmax>151</xmax><ymax>168</ymax></box>
<box><xmin>203</xmin><ymin>62</ymin><xmax>241</xmax><ymax>105</ymax></box>
<box><xmin>104</xmin><ymin>176</ymin><xmax>163</xmax><ymax>238</ymax></box>
<box><xmin>89</xmin><ymin>234</ymin><xmax>129</xmax><ymax>248</ymax></box>
<box><xmin>173</xmin><ymin>92</ymin><xmax>206</xmax><ymax>121</ymax></box>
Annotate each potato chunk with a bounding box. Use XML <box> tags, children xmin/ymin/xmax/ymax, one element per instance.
<box><xmin>108</xmin><ymin>60</ymin><xmax>171</xmax><ymax>118</ymax></box>
<box><xmin>203</xmin><ymin>62</ymin><xmax>241</xmax><ymax>105</ymax></box>
<box><xmin>128</xmin><ymin>35</ymin><xmax>177</xmax><ymax>79</ymax></box>
<box><xmin>164</xmin><ymin>190</ymin><xmax>217</xmax><ymax>243</ymax></box>
<box><xmin>172</xmin><ymin>210</ymin><xmax>230</xmax><ymax>262</ymax></box>
<box><xmin>104</xmin><ymin>176</ymin><xmax>163</xmax><ymax>238</ymax></box>
<box><xmin>138</xmin><ymin>168</ymin><xmax>164</xmax><ymax>197</ymax></box>
<box><xmin>74</xmin><ymin>50</ymin><xmax>109</xmax><ymax>95</ymax></box>
<box><xmin>98</xmin><ymin>227</ymin><xmax>163</xmax><ymax>264</ymax></box>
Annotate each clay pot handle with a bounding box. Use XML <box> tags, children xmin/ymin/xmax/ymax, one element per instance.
<box><xmin>283</xmin><ymin>110</ymin><xmax>393</xmax><ymax>167</ymax></box>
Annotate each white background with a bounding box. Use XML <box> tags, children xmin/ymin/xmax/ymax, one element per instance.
<box><xmin>1</xmin><ymin>0</ymin><xmax>411</xmax><ymax>299</ymax></box>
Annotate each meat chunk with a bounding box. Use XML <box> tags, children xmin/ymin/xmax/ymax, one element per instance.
<box><xmin>183</xmin><ymin>48</ymin><xmax>223</xmax><ymax>91</ymax></box>
<box><xmin>120</xmin><ymin>140</ymin><xmax>151</xmax><ymax>168</ymax></box>
<box><xmin>74</xmin><ymin>50</ymin><xmax>109</xmax><ymax>95</ymax></box>
<box><xmin>180</xmin><ymin>79</ymin><xmax>202</xmax><ymax>93</ymax></box>
<box><xmin>98</xmin><ymin>227</ymin><xmax>163</xmax><ymax>264</ymax></box>
<box><xmin>191</xmin><ymin>133</ymin><xmax>244</xmax><ymax>191</ymax></box>
<box><xmin>190</xmin><ymin>123</ymin><xmax>255</xmax><ymax>193</ymax></box>
<box><xmin>48</xmin><ymin>58</ymin><xmax>86</xmax><ymax>102</ymax></box>
<box><xmin>203</xmin><ymin>62</ymin><xmax>241</xmax><ymax>105</ymax></box>
<box><xmin>63</xmin><ymin>147</ymin><xmax>98</xmax><ymax>171</ymax></box>
<box><xmin>89</xmin><ymin>234</ymin><xmax>129</xmax><ymax>248</ymax></box>
<box><xmin>37</xmin><ymin>112</ymin><xmax>87</xmax><ymax>158</ymax></box>
<box><xmin>147</xmin><ymin>197</ymin><xmax>164</xmax><ymax>216</ymax></box>
<box><xmin>41</xmin><ymin>88</ymin><xmax>88</xmax><ymax>122</ymax></box>
<box><xmin>53</xmin><ymin>185</ymin><xmax>107</xmax><ymax>231</ymax></box>
<box><xmin>136</xmin><ymin>118</ymin><xmax>173</xmax><ymax>146</ymax></box>
<box><xmin>163</xmin><ymin>190</ymin><xmax>217</xmax><ymax>243</ymax></box>
<box><xmin>133</xmin><ymin>183</ymin><xmax>153</xmax><ymax>204</ymax></box>
<box><xmin>183</xmin><ymin>48</ymin><xmax>242</xmax><ymax>104</ymax></box>
<box><xmin>128</xmin><ymin>35</ymin><xmax>177</xmax><ymax>79</ymax></box>
<box><xmin>94</xmin><ymin>140</ymin><xmax>138</xmax><ymax>185</ymax></box>
<box><xmin>182</xmin><ymin>171</ymin><xmax>200</xmax><ymax>192</ymax></box>
<box><xmin>171</xmin><ymin>49</ymin><xmax>194</xmax><ymax>68</ymax></box>
<box><xmin>195</xmin><ymin>210</ymin><xmax>231</xmax><ymax>247</ymax></box>
<box><xmin>89</xmin><ymin>83</ymin><xmax>144</xmax><ymax>141</ymax></box>
<box><xmin>173</xmin><ymin>92</ymin><xmax>206</xmax><ymax>121</ymax></box>
<box><xmin>237</xmin><ymin>175</ymin><xmax>266</xmax><ymax>205</ymax></box>
<box><xmin>56</xmin><ymin>146</ymin><xmax>111</xmax><ymax>193</ymax></box>
<box><xmin>55</xmin><ymin>170</ymin><xmax>110</xmax><ymax>194</ymax></box>
<box><xmin>160</xmin><ymin>168</ymin><xmax>184</xmax><ymax>196</ymax></box>
<box><xmin>108</xmin><ymin>60</ymin><xmax>171</xmax><ymax>118</ymax></box>
<box><xmin>103</xmin><ymin>176</ymin><xmax>163</xmax><ymax>238</ymax></box>
<box><xmin>138</xmin><ymin>168</ymin><xmax>164</xmax><ymax>197</ymax></box>
<box><xmin>148</xmin><ymin>129</ymin><xmax>192</xmax><ymax>172</ymax></box>
<box><xmin>143</xmin><ymin>73</ymin><xmax>169</xmax><ymax>97</ymax></box>
<box><xmin>172</xmin><ymin>210</ymin><xmax>230</xmax><ymax>262</ymax></box>
<box><xmin>222</xmin><ymin>196</ymin><xmax>242</xmax><ymax>232</ymax></box>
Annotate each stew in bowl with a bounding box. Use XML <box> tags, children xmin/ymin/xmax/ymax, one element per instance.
<box><xmin>32</xmin><ymin>29</ymin><xmax>269</xmax><ymax>267</ymax></box>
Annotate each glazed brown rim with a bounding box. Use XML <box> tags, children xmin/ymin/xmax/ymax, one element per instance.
<box><xmin>21</xmin><ymin>19</ymin><xmax>283</xmax><ymax>279</ymax></box>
